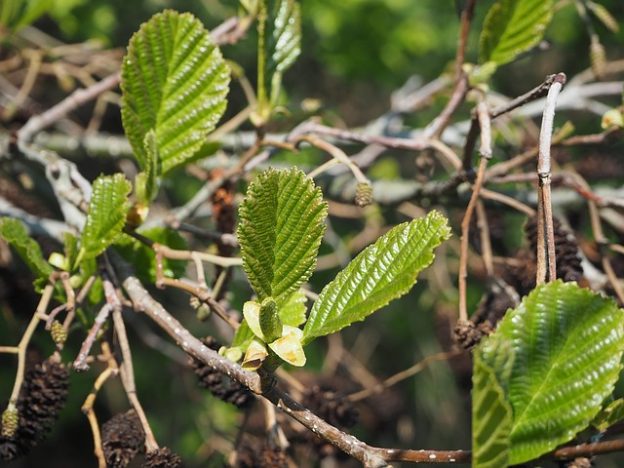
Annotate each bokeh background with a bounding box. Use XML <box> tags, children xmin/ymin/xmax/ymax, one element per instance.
<box><xmin>1</xmin><ymin>0</ymin><xmax>624</xmax><ymax>466</ymax></box>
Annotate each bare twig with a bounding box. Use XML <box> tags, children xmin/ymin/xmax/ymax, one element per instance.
<box><xmin>535</xmin><ymin>73</ymin><xmax>566</xmax><ymax>284</ymax></box>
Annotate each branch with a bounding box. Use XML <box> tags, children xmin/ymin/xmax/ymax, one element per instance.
<box><xmin>535</xmin><ymin>72</ymin><xmax>566</xmax><ymax>284</ymax></box>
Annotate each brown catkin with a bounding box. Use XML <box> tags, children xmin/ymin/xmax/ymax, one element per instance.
<box><xmin>0</xmin><ymin>357</ymin><xmax>69</xmax><ymax>461</ymax></box>
<box><xmin>525</xmin><ymin>216</ymin><xmax>583</xmax><ymax>284</ymax></box>
<box><xmin>101</xmin><ymin>410</ymin><xmax>145</xmax><ymax>468</ymax></box>
<box><xmin>143</xmin><ymin>447</ymin><xmax>184</xmax><ymax>468</ymax></box>
<box><xmin>302</xmin><ymin>385</ymin><xmax>358</xmax><ymax>429</ymax></box>
<box><xmin>190</xmin><ymin>338</ymin><xmax>254</xmax><ymax>409</ymax></box>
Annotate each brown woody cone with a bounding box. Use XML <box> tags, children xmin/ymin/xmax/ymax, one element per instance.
<box><xmin>190</xmin><ymin>338</ymin><xmax>254</xmax><ymax>409</ymax></box>
<box><xmin>101</xmin><ymin>410</ymin><xmax>145</xmax><ymax>467</ymax></box>
<box><xmin>0</xmin><ymin>357</ymin><xmax>69</xmax><ymax>461</ymax></box>
<box><xmin>143</xmin><ymin>447</ymin><xmax>184</xmax><ymax>468</ymax></box>
<box><xmin>302</xmin><ymin>385</ymin><xmax>358</xmax><ymax>429</ymax></box>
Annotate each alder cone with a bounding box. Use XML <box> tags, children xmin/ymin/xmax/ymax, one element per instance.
<box><xmin>525</xmin><ymin>216</ymin><xmax>583</xmax><ymax>284</ymax></box>
<box><xmin>143</xmin><ymin>447</ymin><xmax>184</xmax><ymax>468</ymax></box>
<box><xmin>0</xmin><ymin>357</ymin><xmax>69</xmax><ymax>461</ymax></box>
<box><xmin>190</xmin><ymin>337</ymin><xmax>254</xmax><ymax>408</ymax></box>
<box><xmin>101</xmin><ymin>410</ymin><xmax>145</xmax><ymax>467</ymax></box>
<box><xmin>303</xmin><ymin>385</ymin><xmax>358</xmax><ymax>429</ymax></box>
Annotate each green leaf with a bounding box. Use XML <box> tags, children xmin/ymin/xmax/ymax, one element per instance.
<box><xmin>472</xmin><ymin>340</ymin><xmax>513</xmax><ymax>468</ymax></box>
<box><xmin>237</xmin><ymin>168</ymin><xmax>327</xmax><ymax>307</ymax></box>
<box><xmin>479</xmin><ymin>0</ymin><xmax>553</xmax><ymax>66</ymax></box>
<box><xmin>279</xmin><ymin>290</ymin><xmax>307</xmax><ymax>327</ymax></box>
<box><xmin>0</xmin><ymin>0</ymin><xmax>52</xmax><ymax>31</ymax></box>
<box><xmin>232</xmin><ymin>321</ymin><xmax>255</xmax><ymax>350</ymax></box>
<box><xmin>121</xmin><ymin>10</ymin><xmax>230</xmax><ymax>175</ymax></box>
<box><xmin>256</xmin><ymin>0</ymin><xmax>301</xmax><ymax>121</ymax></box>
<box><xmin>593</xmin><ymin>399</ymin><xmax>624</xmax><ymax>433</ymax></box>
<box><xmin>303</xmin><ymin>211</ymin><xmax>451</xmax><ymax>344</ymax></box>
<box><xmin>80</xmin><ymin>174</ymin><xmax>131</xmax><ymax>261</ymax></box>
<box><xmin>113</xmin><ymin>227</ymin><xmax>188</xmax><ymax>283</ymax></box>
<box><xmin>0</xmin><ymin>218</ymin><xmax>53</xmax><ymax>279</ymax></box>
<box><xmin>489</xmin><ymin>280</ymin><xmax>624</xmax><ymax>464</ymax></box>
<box><xmin>135</xmin><ymin>129</ymin><xmax>162</xmax><ymax>204</ymax></box>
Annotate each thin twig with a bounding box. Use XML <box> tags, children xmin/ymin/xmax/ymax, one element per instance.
<box><xmin>348</xmin><ymin>350</ymin><xmax>462</xmax><ymax>402</ymax></box>
<box><xmin>459</xmin><ymin>102</ymin><xmax>492</xmax><ymax>322</ymax></box>
<box><xmin>536</xmin><ymin>73</ymin><xmax>566</xmax><ymax>284</ymax></box>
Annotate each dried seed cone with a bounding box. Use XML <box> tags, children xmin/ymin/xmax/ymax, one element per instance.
<box><xmin>50</xmin><ymin>320</ymin><xmax>67</xmax><ymax>346</ymax></box>
<box><xmin>1</xmin><ymin>407</ymin><xmax>18</xmax><ymax>438</ymax></box>
<box><xmin>525</xmin><ymin>216</ymin><xmax>583</xmax><ymax>283</ymax></box>
<box><xmin>355</xmin><ymin>182</ymin><xmax>373</xmax><ymax>207</ymax></box>
<box><xmin>303</xmin><ymin>385</ymin><xmax>358</xmax><ymax>428</ymax></box>
<box><xmin>101</xmin><ymin>410</ymin><xmax>145</xmax><ymax>468</ymax></box>
<box><xmin>143</xmin><ymin>447</ymin><xmax>183</xmax><ymax>468</ymax></box>
<box><xmin>258</xmin><ymin>447</ymin><xmax>288</xmax><ymax>468</ymax></box>
<box><xmin>190</xmin><ymin>338</ymin><xmax>254</xmax><ymax>409</ymax></box>
<box><xmin>0</xmin><ymin>357</ymin><xmax>69</xmax><ymax>461</ymax></box>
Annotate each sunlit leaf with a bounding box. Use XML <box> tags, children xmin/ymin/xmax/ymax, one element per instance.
<box><xmin>121</xmin><ymin>10</ymin><xmax>230</xmax><ymax>174</ymax></box>
<box><xmin>489</xmin><ymin>281</ymin><xmax>624</xmax><ymax>464</ymax></box>
<box><xmin>479</xmin><ymin>0</ymin><xmax>553</xmax><ymax>66</ymax></box>
<box><xmin>303</xmin><ymin>211</ymin><xmax>451</xmax><ymax>344</ymax></box>
<box><xmin>237</xmin><ymin>168</ymin><xmax>327</xmax><ymax>307</ymax></box>
<box><xmin>80</xmin><ymin>174</ymin><xmax>131</xmax><ymax>261</ymax></box>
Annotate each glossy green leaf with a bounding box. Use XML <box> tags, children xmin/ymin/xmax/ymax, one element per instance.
<box><xmin>80</xmin><ymin>174</ymin><xmax>131</xmax><ymax>261</ymax></box>
<box><xmin>593</xmin><ymin>399</ymin><xmax>624</xmax><ymax>433</ymax></box>
<box><xmin>479</xmin><ymin>0</ymin><xmax>553</xmax><ymax>66</ymax></box>
<box><xmin>0</xmin><ymin>217</ymin><xmax>53</xmax><ymax>279</ymax></box>
<box><xmin>237</xmin><ymin>168</ymin><xmax>327</xmax><ymax>307</ymax></box>
<box><xmin>256</xmin><ymin>0</ymin><xmax>301</xmax><ymax>120</ymax></box>
<box><xmin>489</xmin><ymin>280</ymin><xmax>624</xmax><ymax>464</ymax></box>
<box><xmin>472</xmin><ymin>340</ymin><xmax>513</xmax><ymax>468</ymax></box>
<box><xmin>280</xmin><ymin>290</ymin><xmax>307</xmax><ymax>327</ymax></box>
<box><xmin>303</xmin><ymin>211</ymin><xmax>451</xmax><ymax>344</ymax></box>
<box><xmin>121</xmin><ymin>10</ymin><xmax>230</xmax><ymax>175</ymax></box>
<box><xmin>135</xmin><ymin>129</ymin><xmax>161</xmax><ymax>204</ymax></box>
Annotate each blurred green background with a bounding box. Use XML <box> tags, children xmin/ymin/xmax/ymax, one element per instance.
<box><xmin>1</xmin><ymin>0</ymin><xmax>624</xmax><ymax>467</ymax></box>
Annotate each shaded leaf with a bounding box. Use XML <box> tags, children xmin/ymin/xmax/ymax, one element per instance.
<box><xmin>490</xmin><ymin>281</ymin><xmax>624</xmax><ymax>464</ymax></box>
<box><xmin>0</xmin><ymin>217</ymin><xmax>53</xmax><ymax>279</ymax></box>
<box><xmin>237</xmin><ymin>168</ymin><xmax>327</xmax><ymax>307</ymax></box>
<box><xmin>472</xmin><ymin>340</ymin><xmax>513</xmax><ymax>468</ymax></box>
<box><xmin>135</xmin><ymin>129</ymin><xmax>162</xmax><ymax>204</ymax></box>
<box><xmin>479</xmin><ymin>0</ymin><xmax>553</xmax><ymax>66</ymax></box>
<box><xmin>593</xmin><ymin>399</ymin><xmax>624</xmax><ymax>433</ymax></box>
<box><xmin>80</xmin><ymin>174</ymin><xmax>131</xmax><ymax>261</ymax></box>
<box><xmin>303</xmin><ymin>211</ymin><xmax>451</xmax><ymax>344</ymax></box>
<box><xmin>121</xmin><ymin>10</ymin><xmax>230</xmax><ymax>175</ymax></box>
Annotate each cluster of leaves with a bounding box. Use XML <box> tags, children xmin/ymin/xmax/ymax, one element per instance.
<box><xmin>2</xmin><ymin>1</ymin><xmax>624</xmax><ymax>467</ymax></box>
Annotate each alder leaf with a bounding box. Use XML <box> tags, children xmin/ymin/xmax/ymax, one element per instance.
<box><xmin>237</xmin><ymin>168</ymin><xmax>327</xmax><ymax>307</ymax></box>
<box><xmin>303</xmin><ymin>211</ymin><xmax>451</xmax><ymax>344</ymax></box>
<box><xmin>489</xmin><ymin>280</ymin><xmax>624</xmax><ymax>464</ymax></box>
<box><xmin>121</xmin><ymin>10</ymin><xmax>230</xmax><ymax>175</ymax></box>
<box><xmin>479</xmin><ymin>0</ymin><xmax>553</xmax><ymax>66</ymax></box>
<box><xmin>80</xmin><ymin>174</ymin><xmax>131</xmax><ymax>261</ymax></box>
<box><xmin>280</xmin><ymin>290</ymin><xmax>307</xmax><ymax>327</ymax></box>
<box><xmin>0</xmin><ymin>217</ymin><xmax>53</xmax><ymax>279</ymax></box>
<box><xmin>256</xmin><ymin>0</ymin><xmax>301</xmax><ymax>120</ymax></box>
<box><xmin>472</xmin><ymin>340</ymin><xmax>513</xmax><ymax>468</ymax></box>
<box><xmin>593</xmin><ymin>399</ymin><xmax>624</xmax><ymax>433</ymax></box>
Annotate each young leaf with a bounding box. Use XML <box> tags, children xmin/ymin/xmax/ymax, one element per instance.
<box><xmin>479</xmin><ymin>0</ymin><xmax>553</xmax><ymax>66</ymax></box>
<box><xmin>237</xmin><ymin>168</ymin><xmax>327</xmax><ymax>307</ymax></box>
<box><xmin>303</xmin><ymin>211</ymin><xmax>451</xmax><ymax>344</ymax></box>
<box><xmin>279</xmin><ymin>290</ymin><xmax>307</xmax><ymax>327</ymax></box>
<box><xmin>593</xmin><ymin>399</ymin><xmax>624</xmax><ymax>433</ymax></box>
<box><xmin>80</xmin><ymin>174</ymin><xmax>131</xmax><ymax>261</ymax></box>
<box><xmin>135</xmin><ymin>129</ymin><xmax>161</xmax><ymax>204</ymax></box>
<box><xmin>121</xmin><ymin>10</ymin><xmax>230</xmax><ymax>175</ymax></box>
<box><xmin>0</xmin><ymin>217</ymin><xmax>53</xmax><ymax>279</ymax></box>
<box><xmin>491</xmin><ymin>280</ymin><xmax>624</xmax><ymax>464</ymax></box>
<box><xmin>255</xmin><ymin>0</ymin><xmax>301</xmax><ymax>121</ymax></box>
<box><xmin>472</xmin><ymin>340</ymin><xmax>513</xmax><ymax>468</ymax></box>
